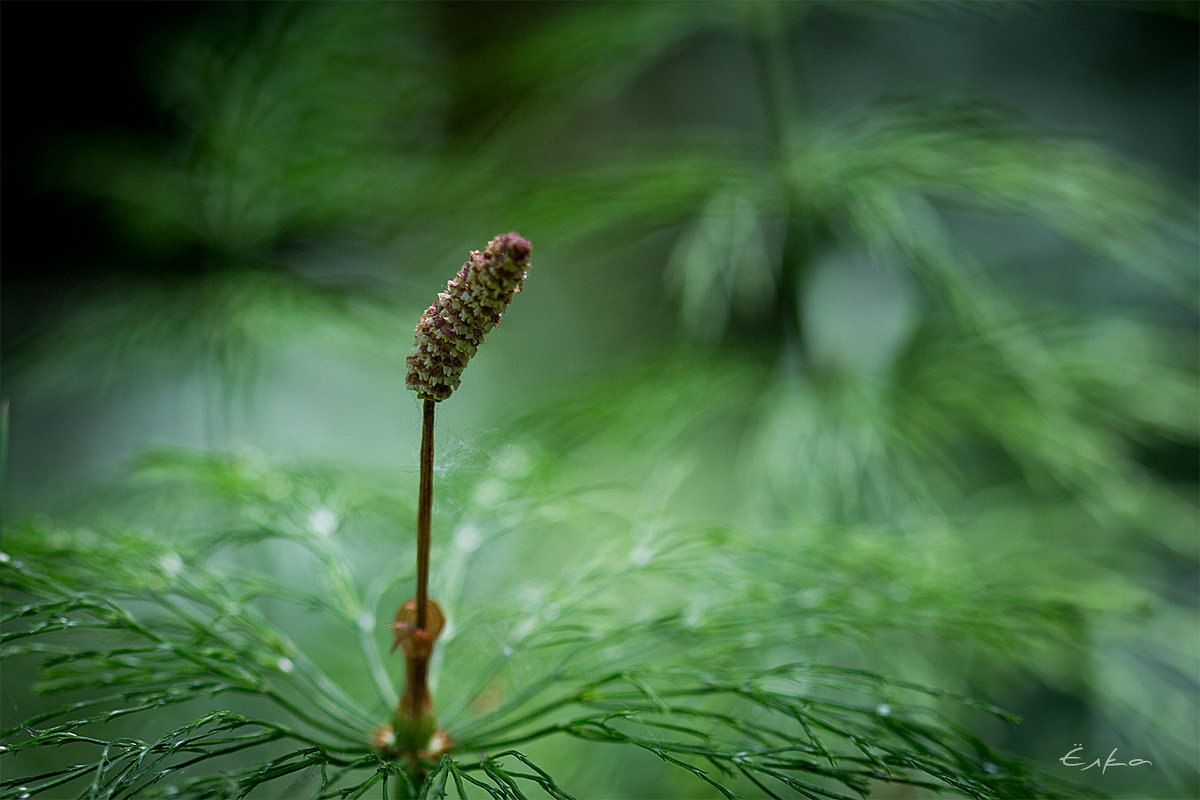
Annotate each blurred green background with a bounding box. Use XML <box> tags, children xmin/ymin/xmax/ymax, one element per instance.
<box><xmin>2</xmin><ymin>2</ymin><xmax>1197</xmax><ymax>798</ymax></box>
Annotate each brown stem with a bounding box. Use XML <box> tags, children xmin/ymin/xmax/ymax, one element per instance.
<box><xmin>402</xmin><ymin>642</ymin><xmax>433</xmax><ymax>721</ymax></box>
<box><xmin>416</xmin><ymin>398</ymin><xmax>434</xmax><ymax>629</ymax></box>
<box><xmin>377</xmin><ymin>399</ymin><xmax>448</xmax><ymax>769</ymax></box>
<box><xmin>386</xmin><ymin>597</ymin><xmax>444</xmax><ymax>759</ymax></box>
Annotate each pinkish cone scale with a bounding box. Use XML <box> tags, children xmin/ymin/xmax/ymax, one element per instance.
<box><xmin>405</xmin><ymin>233</ymin><xmax>531</xmax><ymax>401</ymax></box>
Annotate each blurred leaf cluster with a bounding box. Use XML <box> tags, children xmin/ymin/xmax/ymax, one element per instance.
<box><xmin>2</xmin><ymin>2</ymin><xmax>1197</xmax><ymax>798</ymax></box>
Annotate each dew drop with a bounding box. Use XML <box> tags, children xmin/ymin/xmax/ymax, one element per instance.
<box><xmin>0</xmin><ymin>551</ymin><xmax>10</xmax><ymax>564</ymax></box>
<box><xmin>629</xmin><ymin>544</ymin><xmax>653</xmax><ymax>568</ymax></box>
<box><xmin>159</xmin><ymin>552</ymin><xmax>183</xmax><ymax>577</ymax></box>
<box><xmin>308</xmin><ymin>508</ymin><xmax>338</xmax><ymax>537</ymax></box>
<box><xmin>358</xmin><ymin>611</ymin><xmax>375</xmax><ymax>632</ymax></box>
<box><xmin>876</xmin><ymin>704</ymin><xmax>891</xmax><ymax>717</ymax></box>
<box><xmin>501</xmin><ymin>646</ymin><xmax>515</xmax><ymax>657</ymax></box>
<box><xmin>276</xmin><ymin>657</ymin><xmax>294</xmax><ymax>673</ymax></box>
<box><xmin>984</xmin><ymin>761</ymin><xmax>998</xmax><ymax>774</ymax></box>
<box><xmin>454</xmin><ymin>524</ymin><xmax>481</xmax><ymax>553</ymax></box>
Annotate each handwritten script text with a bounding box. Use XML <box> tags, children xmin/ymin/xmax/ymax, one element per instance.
<box><xmin>1059</xmin><ymin>744</ymin><xmax>1152</xmax><ymax>774</ymax></box>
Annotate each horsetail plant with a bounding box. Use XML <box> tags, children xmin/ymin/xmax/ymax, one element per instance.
<box><xmin>377</xmin><ymin>233</ymin><xmax>532</xmax><ymax>769</ymax></box>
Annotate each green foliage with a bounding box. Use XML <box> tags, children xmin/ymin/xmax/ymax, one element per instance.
<box><xmin>3</xmin><ymin>449</ymin><xmax>1092</xmax><ymax>799</ymax></box>
<box><xmin>3</xmin><ymin>1</ymin><xmax>1196</xmax><ymax>798</ymax></box>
